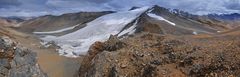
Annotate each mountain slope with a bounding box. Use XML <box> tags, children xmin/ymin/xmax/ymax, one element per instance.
<box><xmin>134</xmin><ymin>6</ymin><xmax>228</xmax><ymax>35</ymax></box>
<box><xmin>0</xmin><ymin>17</ymin><xmax>22</xmax><ymax>27</ymax></box>
<box><xmin>208</xmin><ymin>13</ymin><xmax>240</xmax><ymax>20</ymax></box>
<box><xmin>40</xmin><ymin>7</ymin><xmax>150</xmax><ymax>57</ymax></box>
<box><xmin>35</xmin><ymin>5</ymin><xmax>240</xmax><ymax>57</ymax></box>
<box><xmin>17</xmin><ymin>11</ymin><xmax>113</xmax><ymax>33</ymax></box>
<box><xmin>79</xmin><ymin>32</ymin><xmax>240</xmax><ymax>77</ymax></box>
<box><xmin>117</xmin><ymin>5</ymin><xmax>234</xmax><ymax>37</ymax></box>
<box><xmin>206</xmin><ymin>13</ymin><xmax>240</xmax><ymax>28</ymax></box>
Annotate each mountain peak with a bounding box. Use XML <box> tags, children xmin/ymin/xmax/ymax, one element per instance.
<box><xmin>152</xmin><ymin>5</ymin><xmax>168</xmax><ymax>10</ymax></box>
<box><xmin>129</xmin><ymin>6</ymin><xmax>141</xmax><ymax>11</ymax></box>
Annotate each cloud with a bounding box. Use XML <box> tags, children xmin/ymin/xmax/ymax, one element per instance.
<box><xmin>225</xmin><ymin>0</ymin><xmax>240</xmax><ymax>10</ymax></box>
<box><xmin>0</xmin><ymin>0</ymin><xmax>21</xmax><ymax>8</ymax></box>
<box><xmin>0</xmin><ymin>0</ymin><xmax>240</xmax><ymax>17</ymax></box>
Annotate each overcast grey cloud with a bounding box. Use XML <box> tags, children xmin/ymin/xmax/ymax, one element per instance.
<box><xmin>0</xmin><ymin>0</ymin><xmax>21</xmax><ymax>8</ymax></box>
<box><xmin>0</xmin><ymin>0</ymin><xmax>239</xmax><ymax>17</ymax></box>
<box><xmin>225</xmin><ymin>0</ymin><xmax>240</xmax><ymax>10</ymax></box>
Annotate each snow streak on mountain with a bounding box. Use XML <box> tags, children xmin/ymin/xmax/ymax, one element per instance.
<box><xmin>147</xmin><ymin>13</ymin><xmax>176</xmax><ymax>26</ymax></box>
<box><xmin>40</xmin><ymin>7</ymin><xmax>149</xmax><ymax>57</ymax></box>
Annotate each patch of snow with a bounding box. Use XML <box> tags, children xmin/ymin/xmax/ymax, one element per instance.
<box><xmin>57</xmin><ymin>44</ymin><xmax>78</xmax><ymax>58</ymax></box>
<box><xmin>118</xmin><ymin>19</ymin><xmax>139</xmax><ymax>37</ymax></box>
<box><xmin>40</xmin><ymin>7</ymin><xmax>150</xmax><ymax>57</ymax></box>
<box><xmin>33</xmin><ymin>24</ymin><xmax>79</xmax><ymax>34</ymax></box>
<box><xmin>147</xmin><ymin>8</ymin><xmax>154</xmax><ymax>13</ymax></box>
<box><xmin>193</xmin><ymin>31</ymin><xmax>198</xmax><ymax>35</ymax></box>
<box><xmin>40</xmin><ymin>35</ymin><xmax>57</xmax><ymax>41</ymax></box>
<box><xmin>217</xmin><ymin>31</ymin><xmax>221</xmax><ymax>33</ymax></box>
<box><xmin>40</xmin><ymin>41</ymin><xmax>50</xmax><ymax>48</ymax></box>
<box><xmin>147</xmin><ymin>13</ymin><xmax>176</xmax><ymax>26</ymax></box>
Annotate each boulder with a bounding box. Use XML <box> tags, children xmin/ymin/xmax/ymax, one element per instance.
<box><xmin>0</xmin><ymin>36</ymin><xmax>47</xmax><ymax>77</ymax></box>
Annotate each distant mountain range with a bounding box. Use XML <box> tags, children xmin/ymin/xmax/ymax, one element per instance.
<box><xmin>208</xmin><ymin>13</ymin><xmax>240</xmax><ymax>21</ymax></box>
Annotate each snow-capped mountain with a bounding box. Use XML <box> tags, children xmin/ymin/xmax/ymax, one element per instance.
<box><xmin>40</xmin><ymin>7</ymin><xmax>149</xmax><ymax>57</ymax></box>
<box><xmin>121</xmin><ymin>5</ymin><xmax>227</xmax><ymax>36</ymax></box>
<box><xmin>16</xmin><ymin>5</ymin><xmax>237</xmax><ymax>57</ymax></box>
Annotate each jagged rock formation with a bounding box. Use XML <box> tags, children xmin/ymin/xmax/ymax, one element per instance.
<box><xmin>78</xmin><ymin>33</ymin><xmax>240</xmax><ymax>77</ymax></box>
<box><xmin>0</xmin><ymin>36</ymin><xmax>47</xmax><ymax>77</ymax></box>
<box><xmin>78</xmin><ymin>35</ymin><xmax>126</xmax><ymax>77</ymax></box>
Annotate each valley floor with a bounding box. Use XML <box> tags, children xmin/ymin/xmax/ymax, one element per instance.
<box><xmin>1</xmin><ymin>27</ymin><xmax>82</xmax><ymax>77</ymax></box>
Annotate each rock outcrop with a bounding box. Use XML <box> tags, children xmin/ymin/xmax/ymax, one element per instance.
<box><xmin>78</xmin><ymin>33</ymin><xmax>240</xmax><ymax>77</ymax></box>
<box><xmin>78</xmin><ymin>35</ymin><xmax>125</xmax><ymax>77</ymax></box>
<box><xmin>0</xmin><ymin>36</ymin><xmax>47</xmax><ymax>77</ymax></box>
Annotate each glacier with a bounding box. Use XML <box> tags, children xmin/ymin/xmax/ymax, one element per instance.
<box><xmin>40</xmin><ymin>7</ymin><xmax>149</xmax><ymax>57</ymax></box>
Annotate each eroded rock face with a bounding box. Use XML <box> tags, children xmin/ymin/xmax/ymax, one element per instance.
<box><xmin>0</xmin><ymin>36</ymin><xmax>47</xmax><ymax>77</ymax></box>
<box><xmin>78</xmin><ymin>35</ymin><xmax>126</xmax><ymax>77</ymax></box>
<box><xmin>79</xmin><ymin>33</ymin><xmax>240</xmax><ymax>77</ymax></box>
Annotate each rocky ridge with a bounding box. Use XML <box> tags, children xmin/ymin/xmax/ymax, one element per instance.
<box><xmin>78</xmin><ymin>33</ymin><xmax>240</xmax><ymax>77</ymax></box>
<box><xmin>0</xmin><ymin>36</ymin><xmax>47</xmax><ymax>77</ymax></box>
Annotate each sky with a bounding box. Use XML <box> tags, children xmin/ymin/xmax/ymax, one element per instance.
<box><xmin>0</xmin><ymin>0</ymin><xmax>239</xmax><ymax>17</ymax></box>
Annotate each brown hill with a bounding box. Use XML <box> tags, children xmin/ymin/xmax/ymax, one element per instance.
<box><xmin>17</xmin><ymin>11</ymin><xmax>113</xmax><ymax>33</ymax></box>
<box><xmin>0</xmin><ymin>17</ymin><xmax>20</xmax><ymax>27</ymax></box>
